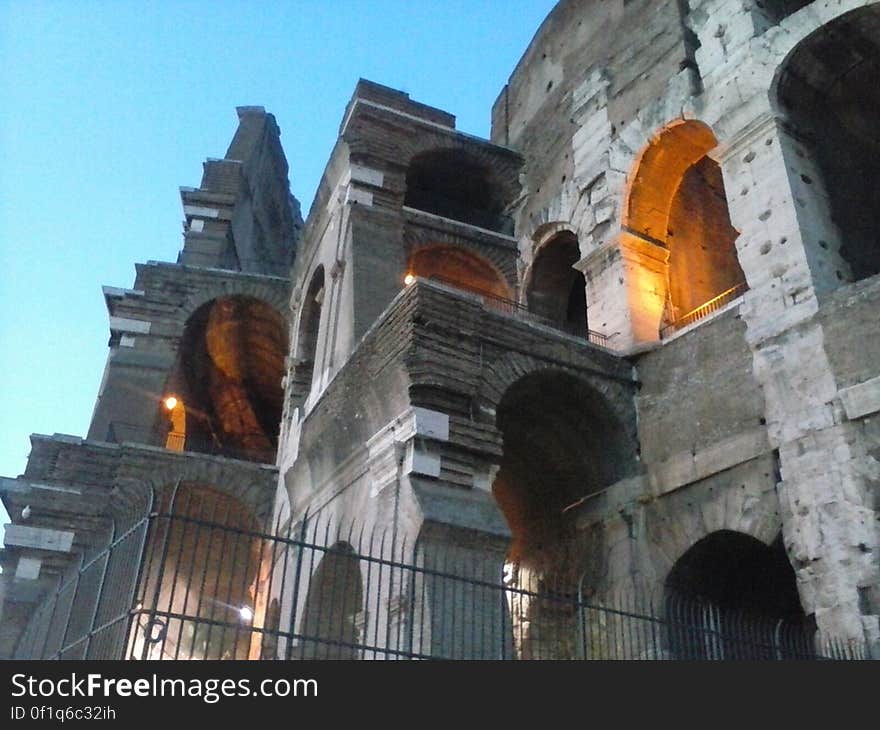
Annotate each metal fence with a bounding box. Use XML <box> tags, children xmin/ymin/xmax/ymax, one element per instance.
<box><xmin>660</xmin><ymin>281</ymin><xmax>748</xmax><ymax>338</ymax></box>
<box><xmin>13</xmin><ymin>499</ymin><xmax>868</xmax><ymax>661</ymax></box>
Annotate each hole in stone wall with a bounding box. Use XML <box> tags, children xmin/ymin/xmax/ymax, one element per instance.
<box><xmin>776</xmin><ymin>5</ymin><xmax>880</xmax><ymax>283</ymax></box>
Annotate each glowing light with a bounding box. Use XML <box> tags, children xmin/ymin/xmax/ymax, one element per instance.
<box><xmin>404</xmin><ymin>273</ymin><xmax>416</xmax><ymax>286</ymax></box>
<box><xmin>163</xmin><ymin>396</ymin><xmax>178</xmax><ymax>411</ymax></box>
<box><xmin>239</xmin><ymin>606</ymin><xmax>254</xmax><ymax>622</ymax></box>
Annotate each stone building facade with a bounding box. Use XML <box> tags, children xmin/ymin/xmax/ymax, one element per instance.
<box><xmin>1</xmin><ymin>0</ymin><xmax>877</xmax><ymax>659</ymax></box>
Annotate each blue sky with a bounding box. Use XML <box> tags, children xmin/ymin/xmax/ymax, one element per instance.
<box><xmin>0</xmin><ymin>0</ymin><xmax>558</xmax><ymax>528</ymax></box>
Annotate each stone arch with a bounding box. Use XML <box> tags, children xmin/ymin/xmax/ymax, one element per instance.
<box><xmin>133</xmin><ymin>482</ymin><xmax>262</xmax><ymax>660</ymax></box>
<box><xmin>490</xmin><ymin>367</ymin><xmax>639</xmax><ymax>572</ymax></box>
<box><xmin>170</xmin><ymin>295</ymin><xmax>287</xmax><ymax>463</ymax></box>
<box><xmin>403</xmin><ymin>145</ymin><xmax>515</xmax><ymax>234</ymax></box>
<box><xmin>624</xmin><ymin>119</ymin><xmax>747</xmax><ymax>335</ymax></box>
<box><xmin>178</xmin><ymin>279</ymin><xmax>289</xmax><ymax>331</ymax></box>
<box><xmin>771</xmin><ymin>3</ymin><xmax>880</xmax><ymax>284</ymax></box>
<box><xmin>487</xmin><ymin>364</ymin><xmax>639</xmax><ymax>660</ymax></box>
<box><xmin>647</xmin><ymin>478</ymin><xmax>783</xmax><ymax>584</ymax></box>
<box><xmin>297</xmin><ymin>542</ymin><xmax>364</xmax><ymax>659</ymax></box>
<box><xmin>664</xmin><ymin>530</ymin><xmax>811</xmax><ymax>659</ymax></box>
<box><xmin>406</xmin><ymin>244</ymin><xmax>512</xmax><ymax>299</ymax></box>
<box><xmin>523</xmin><ymin>229</ymin><xmax>587</xmax><ymax>337</ymax></box>
<box><xmin>128</xmin><ymin>457</ymin><xmax>274</xmax><ymax>524</ymax></box>
<box><xmin>473</xmin><ymin>351</ymin><xmax>635</xmax><ymax>435</ymax></box>
<box><xmin>766</xmin><ymin>0</ymin><xmax>879</xmax><ymax>70</ymax></box>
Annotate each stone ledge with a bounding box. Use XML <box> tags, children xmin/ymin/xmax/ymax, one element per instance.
<box><xmin>839</xmin><ymin>376</ymin><xmax>880</xmax><ymax>421</ymax></box>
<box><xmin>647</xmin><ymin>426</ymin><xmax>771</xmax><ymax>497</ymax></box>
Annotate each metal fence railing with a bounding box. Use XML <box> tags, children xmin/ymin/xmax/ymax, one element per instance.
<box><xmin>661</xmin><ymin>281</ymin><xmax>748</xmax><ymax>338</ymax></box>
<box><xmin>13</xmin><ymin>497</ymin><xmax>869</xmax><ymax>661</ymax></box>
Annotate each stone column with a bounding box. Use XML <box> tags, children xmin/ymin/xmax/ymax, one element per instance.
<box><xmin>716</xmin><ymin>110</ymin><xmax>879</xmax><ymax>654</ymax></box>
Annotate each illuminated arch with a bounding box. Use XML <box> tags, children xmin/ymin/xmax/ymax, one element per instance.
<box><xmin>408</xmin><ymin>244</ymin><xmax>512</xmax><ymax>300</ymax></box>
<box><xmin>176</xmin><ymin>296</ymin><xmax>287</xmax><ymax>463</ymax></box>
<box><xmin>625</xmin><ymin>120</ymin><xmax>746</xmax><ymax>336</ymax></box>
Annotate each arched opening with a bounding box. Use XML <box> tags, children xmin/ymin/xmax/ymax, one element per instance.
<box><xmin>491</xmin><ymin>370</ymin><xmax>636</xmax><ymax>658</ymax></box>
<box><xmin>177</xmin><ymin>296</ymin><xmax>287</xmax><ymax>463</ymax></box>
<box><xmin>526</xmin><ymin>232</ymin><xmax>587</xmax><ymax>337</ymax></box>
<box><xmin>133</xmin><ymin>484</ymin><xmax>261</xmax><ymax>660</ymax></box>
<box><xmin>665</xmin><ymin>531</ymin><xmax>812</xmax><ymax>659</ymax></box>
<box><xmin>404</xmin><ymin>148</ymin><xmax>512</xmax><ymax>234</ymax></box>
<box><xmin>626</xmin><ymin>121</ymin><xmax>746</xmax><ymax>336</ymax></box>
<box><xmin>776</xmin><ymin>6</ymin><xmax>880</xmax><ymax>284</ymax></box>
<box><xmin>407</xmin><ymin>245</ymin><xmax>512</xmax><ymax>300</ymax></box>
<box><xmin>290</xmin><ymin>267</ymin><xmax>325</xmax><ymax>408</ymax></box>
<box><xmin>297</xmin><ymin>542</ymin><xmax>363</xmax><ymax>659</ymax></box>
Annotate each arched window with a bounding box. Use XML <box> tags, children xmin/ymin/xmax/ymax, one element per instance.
<box><xmin>775</xmin><ymin>5</ymin><xmax>880</xmax><ymax>284</ymax></box>
<box><xmin>404</xmin><ymin>149</ymin><xmax>511</xmax><ymax>234</ymax></box>
<box><xmin>177</xmin><ymin>296</ymin><xmax>287</xmax><ymax>462</ymax></box>
<box><xmin>626</xmin><ymin>120</ymin><xmax>747</xmax><ymax>337</ymax></box>
<box><xmin>526</xmin><ymin>232</ymin><xmax>587</xmax><ymax>337</ymax></box>
<box><xmin>291</xmin><ymin>267</ymin><xmax>325</xmax><ymax>409</ymax></box>
<box><xmin>665</xmin><ymin>531</ymin><xmax>812</xmax><ymax>659</ymax></box>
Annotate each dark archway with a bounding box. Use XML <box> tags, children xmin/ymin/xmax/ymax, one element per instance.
<box><xmin>492</xmin><ymin>369</ymin><xmax>636</xmax><ymax>658</ymax></box>
<box><xmin>776</xmin><ymin>5</ymin><xmax>880</xmax><ymax>283</ymax></box>
<box><xmin>407</xmin><ymin>244</ymin><xmax>511</xmax><ymax>300</ymax></box>
<box><xmin>291</xmin><ymin>267</ymin><xmax>325</xmax><ymax>409</ymax></box>
<box><xmin>405</xmin><ymin>148</ymin><xmax>511</xmax><ymax>234</ymax></box>
<box><xmin>298</xmin><ymin>542</ymin><xmax>363</xmax><ymax>659</ymax></box>
<box><xmin>526</xmin><ymin>232</ymin><xmax>587</xmax><ymax>337</ymax></box>
<box><xmin>177</xmin><ymin>296</ymin><xmax>287</xmax><ymax>463</ymax></box>
<box><xmin>134</xmin><ymin>484</ymin><xmax>261</xmax><ymax>660</ymax></box>
<box><xmin>492</xmin><ymin>370</ymin><xmax>635</xmax><ymax>572</ymax></box>
<box><xmin>665</xmin><ymin>531</ymin><xmax>812</xmax><ymax>659</ymax></box>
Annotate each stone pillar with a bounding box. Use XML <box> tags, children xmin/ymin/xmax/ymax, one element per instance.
<box><xmin>579</xmin><ymin>232</ymin><xmax>670</xmax><ymax>349</ymax></box>
<box><xmin>716</xmin><ymin>110</ymin><xmax>879</xmax><ymax>653</ymax></box>
<box><xmin>403</xmin><ymin>479</ymin><xmax>512</xmax><ymax>659</ymax></box>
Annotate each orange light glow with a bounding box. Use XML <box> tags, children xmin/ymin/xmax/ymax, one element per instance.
<box><xmin>164</xmin><ymin>396</ymin><xmax>179</xmax><ymax>411</ymax></box>
<box><xmin>404</xmin><ymin>273</ymin><xmax>416</xmax><ymax>286</ymax></box>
